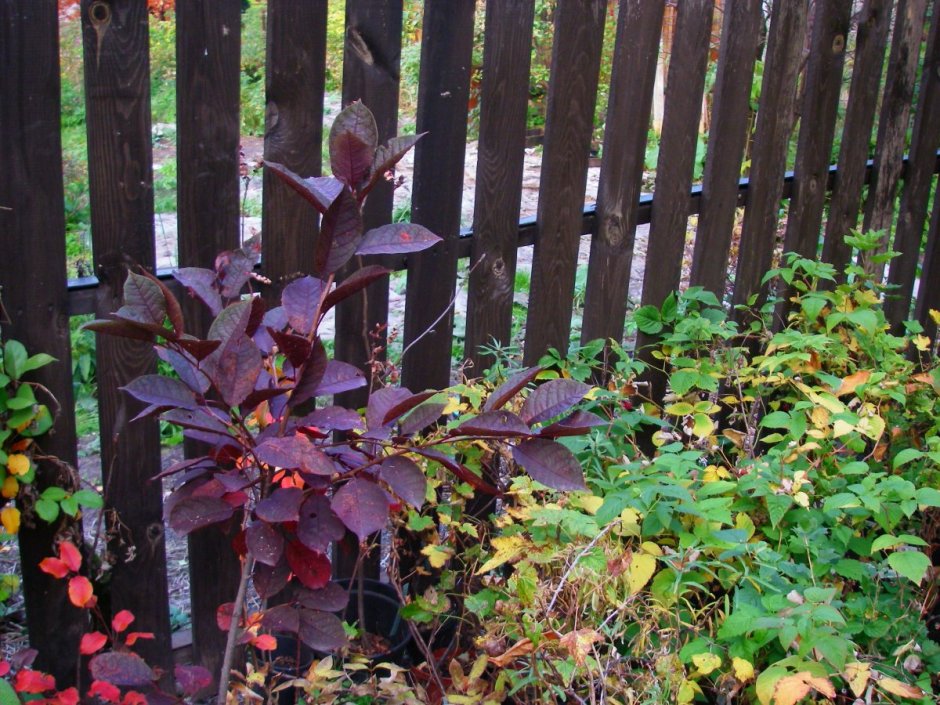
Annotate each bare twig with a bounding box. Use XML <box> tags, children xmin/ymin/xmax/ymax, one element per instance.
<box><xmin>547</xmin><ymin>521</ymin><xmax>617</xmax><ymax>614</ymax></box>
<box><xmin>218</xmin><ymin>554</ymin><xmax>255</xmax><ymax>705</ymax></box>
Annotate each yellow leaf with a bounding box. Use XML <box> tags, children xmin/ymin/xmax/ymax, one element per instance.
<box><xmin>732</xmin><ymin>657</ymin><xmax>754</xmax><ymax>682</ymax></box>
<box><xmin>692</xmin><ymin>652</ymin><xmax>721</xmax><ymax>676</ymax></box>
<box><xmin>878</xmin><ymin>677</ymin><xmax>925</xmax><ymax>699</ymax></box>
<box><xmin>793</xmin><ymin>491</ymin><xmax>810</xmax><ymax>508</ymax></box>
<box><xmin>833</xmin><ymin>419</ymin><xmax>856</xmax><ymax>437</ymax></box>
<box><xmin>773</xmin><ymin>672</ymin><xmax>835</xmax><ymax>705</ymax></box>
<box><xmin>627</xmin><ymin>552</ymin><xmax>657</xmax><ymax>594</ymax></box>
<box><xmin>476</xmin><ymin>535</ymin><xmax>528</xmax><ymax>575</ymax></box>
<box><xmin>703</xmin><ymin>465</ymin><xmax>731</xmax><ymax>482</ymax></box>
<box><xmin>677</xmin><ymin>679</ymin><xmax>700</xmax><ymax>705</ymax></box>
<box><xmin>810</xmin><ymin>406</ymin><xmax>830</xmax><ymax>429</ymax></box>
<box><xmin>735</xmin><ymin>513</ymin><xmax>755</xmax><ymax>540</ymax></box>
<box><xmin>7</xmin><ymin>454</ymin><xmax>30</xmax><ymax>476</ymax></box>
<box><xmin>572</xmin><ymin>494</ymin><xmax>603</xmax><ymax>515</ymax></box>
<box><xmin>640</xmin><ymin>541</ymin><xmax>663</xmax><ymax>557</ymax></box>
<box><xmin>442</xmin><ymin>396</ymin><xmax>463</xmax><ymax>415</ymax></box>
<box><xmin>487</xmin><ymin>638</ymin><xmax>535</xmax><ymax>668</ymax></box>
<box><xmin>930</xmin><ymin>309</ymin><xmax>940</xmax><ymax>325</ymax></box>
<box><xmin>617</xmin><ymin>509</ymin><xmax>641</xmax><ymax>537</ymax></box>
<box><xmin>912</xmin><ymin>335</ymin><xmax>931</xmax><ymax>352</ymax></box>
<box><xmin>836</xmin><ymin>370</ymin><xmax>871</xmax><ymax>397</ymax></box>
<box><xmin>1</xmin><ymin>506</ymin><xmax>21</xmax><ymax>535</ymax></box>
<box><xmin>421</xmin><ymin>544</ymin><xmax>453</xmax><ymax>569</ymax></box>
<box><xmin>856</xmin><ymin>412</ymin><xmax>885</xmax><ymax>441</ymax></box>
<box><xmin>843</xmin><ymin>662</ymin><xmax>869</xmax><ymax>698</ymax></box>
<box><xmin>559</xmin><ymin>629</ymin><xmax>603</xmax><ymax>667</ymax></box>
<box><xmin>1</xmin><ymin>476</ymin><xmax>18</xmax><ymax>499</ymax></box>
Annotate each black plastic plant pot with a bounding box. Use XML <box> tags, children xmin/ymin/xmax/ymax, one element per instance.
<box><xmin>336</xmin><ymin>578</ymin><xmax>413</xmax><ymax>667</ymax></box>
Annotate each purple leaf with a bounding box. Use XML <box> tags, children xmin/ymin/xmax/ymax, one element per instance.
<box><xmin>282</xmin><ymin>276</ymin><xmax>326</xmax><ymax>335</ymax></box>
<box><xmin>455</xmin><ymin>410</ymin><xmax>531</xmax><ymax>437</ymax></box>
<box><xmin>331</xmin><ymin>478</ymin><xmax>390</xmax><ymax>541</ymax></box>
<box><xmin>162</xmin><ymin>408</ymin><xmax>231</xmax><ymax>436</ymax></box>
<box><xmin>356</xmin><ymin>223</ymin><xmax>442</xmax><ymax>256</ymax></box>
<box><xmin>82</xmin><ymin>318</ymin><xmax>157</xmax><ymax>343</ymax></box>
<box><xmin>167</xmin><ymin>496</ymin><xmax>235</xmax><ymax>535</ymax></box>
<box><xmin>207</xmin><ymin>299</ymin><xmax>255</xmax><ymax>343</ymax></box>
<box><xmin>316</xmin><ymin>188</ymin><xmax>363</xmax><ymax>277</ymax></box>
<box><xmin>246</xmin><ymin>521</ymin><xmax>285</xmax><ymax>566</ymax></box>
<box><xmin>254</xmin><ymin>434</ymin><xmax>335</xmax><ymax>475</ymax></box>
<box><xmin>295</xmin><ymin>583</ymin><xmax>349</xmax><ymax>613</ymax></box>
<box><xmin>484</xmin><ymin>367</ymin><xmax>542</xmax><ymax>412</ymax></box>
<box><xmin>414</xmin><ymin>448</ymin><xmax>501</xmax><ymax>496</ymax></box>
<box><xmin>297</xmin><ymin>495</ymin><xmax>345</xmax><ymax>553</ymax></box>
<box><xmin>298</xmin><ymin>609</ymin><xmax>348</xmax><ymax>652</ymax></box>
<box><xmin>286</xmin><ymin>541</ymin><xmax>331</xmax><ymax>590</ymax></box>
<box><xmin>299</xmin><ymin>406</ymin><xmax>365</xmax><ymax>432</ymax></box>
<box><xmin>314</xmin><ymin>360</ymin><xmax>366</xmax><ymax>397</ymax></box>
<box><xmin>241</xmin><ymin>386</ymin><xmax>290</xmax><ymax>412</ymax></box>
<box><xmin>138</xmin><ymin>266</ymin><xmax>184</xmax><ymax>336</ymax></box>
<box><xmin>157</xmin><ymin>347</ymin><xmax>209</xmax><ymax>394</ymax></box>
<box><xmin>215</xmin><ymin>241</ymin><xmax>259</xmax><ymax>299</ymax></box>
<box><xmin>89</xmin><ymin>652</ymin><xmax>156</xmax><ymax>687</ymax></box>
<box><xmin>329</xmin><ymin>101</ymin><xmax>378</xmax><ymax>189</ymax></box>
<box><xmin>323</xmin><ymin>265</ymin><xmax>391</xmax><ymax>312</ymax></box>
<box><xmin>255</xmin><ymin>487</ymin><xmax>304</xmax><ymax>523</ymax></box>
<box><xmin>174</xmin><ymin>267</ymin><xmax>222</xmax><ymax>315</ymax></box>
<box><xmin>266</xmin><ymin>161</ymin><xmax>344</xmax><ymax>213</ymax></box>
<box><xmin>520</xmin><ymin>379</ymin><xmax>591</xmax><ymax>425</ymax></box>
<box><xmin>381</xmin><ymin>390</ymin><xmax>437</xmax><ymax>426</ymax></box>
<box><xmin>400</xmin><ymin>402</ymin><xmax>446</xmax><ymax>436</ymax></box>
<box><xmin>365</xmin><ymin>134</ymin><xmax>424</xmax><ymax>196</ymax></box>
<box><xmin>291</xmin><ymin>338</ymin><xmax>328</xmax><ymax>407</ymax></box>
<box><xmin>511</xmin><ymin>438</ymin><xmax>586</xmax><ymax>492</ymax></box>
<box><xmin>254</xmin><ymin>306</ymin><xmax>289</xmax><ymax>353</ymax></box>
<box><xmin>174</xmin><ymin>665</ymin><xmax>213</xmax><ymax>698</ymax></box>
<box><xmin>538</xmin><ymin>410</ymin><xmax>608</xmax><ymax>438</ymax></box>
<box><xmin>253</xmin><ymin>557</ymin><xmax>290</xmax><ymax>599</ymax></box>
<box><xmin>262</xmin><ymin>604</ymin><xmax>300</xmax><ymax>633</ymax></box>
<box><xmin>209</xmin><ymin>334</ymin><xmax>262</xmax><ymax>407</ymax></box>
<box><xmin>117</xmin><ymin>270</ymin><xmax>167</xmax><ymax>327</ymax></box>
<box><xmin>379</xmin><ymin>456</ymin><xmax>427</xmax><ymax>508</ymax></box>
<box><xmin>366</xmin><ymin>387</ymin><xmax>412</xmax><ymax>431</ymax></box>
<box><xmin>122</xmin><ymin>375</ymin><xmax>199</xmax><ymax>411</ymax></box>
<box><xmin>175</xmin><ymin>337</ymin><xmax>222</xmax><ymax>361</ymax></box>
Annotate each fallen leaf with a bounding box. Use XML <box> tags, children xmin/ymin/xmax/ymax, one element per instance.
<box><xmin>559</xmin><ymin>629</ymin><xmax>602</xmax><ymax>667</ymax></box>
<box><xmin>488</xmin><ymin>639</ymin><xmax>535</xmax><ymax>668</ymax></box>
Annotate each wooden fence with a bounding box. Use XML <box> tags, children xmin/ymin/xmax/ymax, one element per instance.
<box><xmin>2</xmin><ymin>0</ymin><xmax>940</xmax><ymax>683</ymax></box>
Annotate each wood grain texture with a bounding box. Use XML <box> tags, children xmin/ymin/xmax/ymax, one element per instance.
<box><xmin>262</xmin><ymin>0</ymin><xmax>327</xmax><ymax>291</ymax></box>
<box><xmin>731</xmin><ymin>0</ymin><xmax>809</xmax><ymax>310</ymax></box>
<box><xmin>689</xmin><ymin>0</ymin><xmax>763</xmax><ymax>298</ymax></box>
<box><xmin>0</xmin><ymin>0</ymin><xmax>84</xmax><ymax>685</ymax></box>
<box><xmin>884</xmin><ymin>0</ymin><xmax>940</xmax><ymax>328</ymax></box>
<box><xmin>781</xmin><ymin>0</ymin><xmax>852</xmax><ymax>259</ymax></box>
<box><xmin>522</xmin><ymin>0</ymin><xmax>607</xmax><ymax>366</ymax></box>
<box><xmin>175</xmin><ymin>0</ymin><xmax>243</xmax><ymax>680</ymax></box>
<box><xmin>464</xmin><ymin>0</ymin><xmax>536</xmax><ymax>372</ymax></box>
<box><xmin>822</xmin><ymin>0</ymin><xmax>893</xmax><ymax>270</ymax></box>
<box><xmin>862</xmin><ymin>0</ymin><xmax>928</xmax><ymax>274</ymax></box>
<box><xmin>79</xmin><ymin>0</ymin><xmax>172</xmax><ymax>679</ymax></box>
<box><xmin>580</xmin><ymin>0</ymin><xmax>665</xmax><ymax>346</ymax></box>
<box><xmin>914</xmin><ymin>176</ymin><xmax>940</xmax><ymax>342</ymax></box>
<box><xmin>401</xmin><ymin>0</ymin><xmax>476</xmax><ymax>390</ymax></box>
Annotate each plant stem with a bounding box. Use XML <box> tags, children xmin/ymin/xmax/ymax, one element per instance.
<box><xmin>217</xmin><ymin>554</ymin><xmax>255</xmax><ymax>705</ymax></box>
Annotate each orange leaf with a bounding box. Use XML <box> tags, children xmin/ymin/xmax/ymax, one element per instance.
<box><xmin>79</xmin><ymin>632</ymin><xmax>108</xmax><ymax>655</ymax></box>
<box><xmin>39</xmin><ymin>557</ymin><xmax>70</xmax><ymax>579</ymax></box>
<box><xmin>836</xmin><ymin>370</ymin><xmax>871</xmax><ymax>397</ymax></box>
<box><xmin>68</xmin><ymin>576</ymin><xmax>95</xmax><ymax>608</ymax></box>
<box><xmin>124</xmin><ymin>632</ymin><xmax>154</xmax><ymax>646</ymax></box>
<box><xmin>878</xmin><ymin>677</ymin><xmax>926</xmax><ymax>699</ymax></box>
<box><xmin>251</xmin><ymin>634</ymin><xmax>277</xmax><ymax>651</ymax></box>
<box><xmin>112</xmin><ymin>609</ymin><xmax>135</xmax><ymax>633</ymax></box>
<box><xmin>487</xmin><ymin>638</ymin><xmax>535</xmax><ymax>668</ymax></box>
<box><xmin>58</xmin><ymin>541</ymin><xmax>82</xmax><ymax>572</ymax></box>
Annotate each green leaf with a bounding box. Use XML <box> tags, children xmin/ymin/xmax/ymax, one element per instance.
<box><xmin>887</xmin><ymin>551</ymin><xmax>930</xmax><ymax>584</ymax></box>
<box><xmin>0</xmin><ymin>676</ymin><xmax>21</xmax><ymax>705</ymax></box>
<box><xmin>871</xmin><ymin>534</ymin><xmax>928</xmax><ymax>553</ymax></box>
<box><xmin>464</xmin><ymin>589</ymin><xmax>498</xmax><ymax>618</ymax></box>
<box><xmin>3</xmin><ymin>340</ymin><xmax>28</xmax><ymax>380</ymax></box>
<box><xmin>765</xmin><ymin>494</ymin><xmax>793</xmax><ymax>529</ymax></box>
<box><xmin>660</xmin><ymin>292</ymin><xmax>678</xmax><ymax>323</ymax></box>
<box><xmin>21</xmin><ymin>353</ymin><xmax>56</xmax><ymax>374</ymax></box>
<box><xmin>34</xmin><ymin>498</ymin><xmax>59</xmax><ymax>523</ymax></box>
<box><xmin>60</xmin><ymin>496</ymin><xmax>79</xmax><ymax>517</ymax></box>
<box><xmin>73</xmin><ymin>489</ymin><xmax>103</xmax><ymax>509</ymax></box>
<box><xmin>893</xmin><ymin>448</ymin><xmax>923</xmax><ymax>469</ymax></box>
<box><xmin>40</xmin><ymin>487</ymin><xmax>68</xmax><ymax>502</ymax></box>
<box><xmin>669</xmin><ymin>370</ymin><xmax>700</xmax><ymax>396</ymax></box>
<box><xmin>760</xmin><ymin>411</ymin><xmax>791</xmax><ymax>429</ymax></box>
<box><xmin>914</xmin><ymin>487</ymin><xmax>940</xmax><ymax>507</ymax></box>
<box><xmin>634</xmin><ymin>306</ymin><xmax>663</xmax><ymax>335</ymax></box>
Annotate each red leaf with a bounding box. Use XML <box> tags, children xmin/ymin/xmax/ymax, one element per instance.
<box><xmin>14</xmin><ymin>669</ymin><xmax>56</xmax><ymax>693</ymax></box>
<box><xmin>79</xmin><ymin>632</ymin><xmax>108</xmax><ymax>655</ymax></box>
<box><xmin>400</xmin><ymin>402</ymin><xmax>447</xmax><ymax>436</ymax></box>
<box><xmin>122</xmin><ymin>375</ymin><xmax>198</xmax><ymax>411</ymax></box>
<box><xmin>312</xmin><ymin>360</ymin><xmax>366</xmax><ymax>397</ymax></box>
<box><xmin>254</xmin><ymin>434</ymin><xmax>334</xmax><ymax>475</ymax></box>
<box><xmin>295</xmin><ymin>583</ymin><xmax>349</xmax><ymax>613</ymax></box>
<box><xmin>117</xmin><ymin>270</ymin><xmax>167</xmax><ymax>328</ymax></box>
<box><xmin>39</xmin><ymin>557</ymin><xmax>70</xmax><ymax>579</ymax></box>
<box><xmin>68</xmin><ymin>576</ymin><xmax>95</xmax><ymax>608</ymax></box>
<box><xmin>121</xmin><ymin>691</ymin><xmax>148</xmax><ymax>705</ymax></box>
<box><xmin>331</xmin><ymin>478</ymin><xmax>390</xmax><ymax>541</ymax></box>
<box><xmin>538</xmin><ymin>410</ymin><xmax>608</xmax><ymax>438</ymax></box>
<box><xmin>290</xmin><ymin>338</ymin><xmax>328</xmax><ymax>407</ymax></box>
<box><xmin>285</xmin><ymin>542</ymin><xmax>331</xmax><ymax>590</ymax></box>
<box><xmin>89</xmin><ymin>652</ymin><xmax>155</xmax><ymax>687</ymax></box>
<box><xmin>381</xmin><ymin>390</ymin><xmax>438</xmax><ymax>426</ymax></box>
<box><xmin>364</xmin><ymin>134</ymin><xmax>424</xmax><ymax>196</ymax></box>
<box><xmin>167</xmin><ymin>496</ymin><xmax>235</xmax><ymax>535</ymax></box>
<box><xmin>58</xmin><ymin>541</ymin><xmax>82</xmax><ymax>572</ymax></box>
<box><xmin>511</xmin><ymin>439</ymin><xmax>587</xmax><ymax>491</ymax></box>
<box><xmin>124</xmin><ymin>633</ymin><xmax>154</xmax><ymax>646</ymax></box>
<box><xmin>484</xmin><ymin>366</ymin><xmax>542</xmax><ymax>412</ymax></box>
<box><xmin>520</xmin><ymin>379</ymin><xmax>591</xmax><ymax>424</ymax></box>
<box><xmin>267</xmin><ymin>328</ymin><xmax>312</xmax><ymax>369</ymax></box>
<box><xmin>87</xmin><ymin>680</ymin><xmax>121</xmax><ymax>703</ymax></box>
<box><xmin>251</xmin><ymin>634</ymin><xmax>278</xmax><ymax>651</ymax></box>
<box><xmin>56</xmin><ymin>686</ymin><xmax>80</xmax><ymax>705</ymax></box>
<box><xmin>216</xmin><ymin>602</ymin><xmax>235</xmax><ymax>632</ymax></box>
<box><xmin>414</xmin><ymin>447</ymin><xmax>501</xmax><ymax>496</ymax></box>
<box><xmin>261</xmin><ymin>603</ymin><xmax>301</xmax><ymax>634</ymax></box>
<box><xmin>174</xmin><ymin>664</ymin><xmax>213</xmax><ymax>697</ymax></box>
<box><xmin>137</xmin><ymin>266</ymin><xmax>184</xmax><ymax>336</ymax></box>
<box><xmin>82</xmin><ymin>318</ymin><xmax>157</xmax><ymax>344</ymax></box>
<box><xmin>0</xmin><ymin>661</ymin><xmax>9</xmax><ymax>677</ymax></box>
<box><xmin>356</xmin><ymin>223</ymin><xmax>442</xmax><ymax>256</ymax></box>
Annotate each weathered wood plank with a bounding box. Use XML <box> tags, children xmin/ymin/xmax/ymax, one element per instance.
<box><xmin>401</xmin><ymin>0</ymin><xmax>476</xmax><ymax>390</ymax></box>
<box><xmin>914</xmin><ymin>177</ymin><xmax>940</xmax><ymax>342</ymax></box>
<box><xmin>689</xmin><ymin>0</ymin><xmax>763</xmax><ymax>299</ymax></box>
<box><xmin>862</xmin><ymin>0</ymin><xmax>928</xmax><ymax>274</ymax></box>
<box><xmin>262</xmin><ymin>1</ymin><xmax>327</xmax><ymax>291</ymax></box>
<box><xmin>79</xmin><ymin>0</ymin><xmax>171</xmax><ymax>679</ymax></box>
<box><xmin>522</xmin><ymin>0</ymin><xmax>607</xmax><ymax>366</ymax></box>
<box><xmin>175</xmin><ymin>0</ymin><xmax>243</xmax><ymax>680</ymax></box>
<box><xmin>884</xmin><ymin>0</ymin><xmax>940</xmax><ymax>328</ymax></box>
<box><xmin>464</xmin><ymin>0</ymin><xmax>536</xmax><ymax>372</ymax></box>
<box><xmin>0</xmin><ymin>0</ymin><xmax>84</xmax><ymax>685</ymax></box>
<box><xmin>580</xmin><ymin>0</ymin><xmax>665</xmax><ymax>346</ymax></box>
<box><xmin>731</xmin><ymin>0</ymin><xmax>809</xmax><ymax>310</ymax></box>
<box><xmin>781</xmin><ymin>0</ymin><xmax>852</xmax><ymax>259</ymax></box>
<box><xmin>822</xmin><ymin>0</ymin><xmax>894</xmax><ymax>270</ymax></box>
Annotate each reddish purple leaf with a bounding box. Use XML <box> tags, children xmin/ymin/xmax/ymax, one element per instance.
<box><xmin>484</xmin><ymin>366</ymin><xmax>542</xmax><ymax>412</ymax></box>
<box><xmin>253</xmin><ymin>556</ymin><xmax>290</xmax><ymax>599</ymax></box>
<box><xmin>215</xmin><ymin>243</ymin><xmax>259</xmax><ymax>299</ymax></box>
<box><xmin>520</xmin><ymin>379</ymin><xmax>591</xmax><ymax>425</ymax></box>
<box><xmin>246</xmin><ymin>521</ymin><xmax>285</xmax><ymax>566</ymax></box>
<box><xmin>299</xmin><ymin>406</ymin><xmax>365</xmax><ymax>432</ymax></box>
<box><xmin>174</xmin><ymin>665</ymin><xmax>212</xmax><ymax>697</ymax></box>
<box><xmin>455</xmin><ymin>410</ymin><xmax>531</xmax><ymax>437</ymax></box>
<box><xmin>364</xmin><ymin>134</ymin><xmax>424</xmax><ymax>196</ymax></box>
<box><xmin>117</xmin><ymin>270</ymin><xmax>167</xmax><ymax>327</ymax></box>
<box><xmin>209</xmin><ymin>334</ymin><xmax>262</xmax><ymax>407</ymax></box>
<box><xmin>329</xmin><ymin>101</ymin><xmax>378</xmax><ymax>189</ymax></box>
<box><xmin>266</xmin><ymin>161</ymin><xmax>344</xmax><ymax>214</ymax></box>
<box><xmin>175</xmin><ymin>337</ymin><xmax>221</xmax><ymax>361</ymax></box>
<box><xmin>167</xmin><ymin>496</ymin><xmax>235</xmax><ymax>535</ymax></box>
<box><xmin>207</xmin><ymin>299</ymin><xmax>254</xmax><ymax>343</ymax></box>
<box><xmin>282</xmin><ymin>276</ymin><xmax>326</xmax><ymax>335</ymax></box>
<box><xmin>82</xmin><ymin>318</ymin><xmax>157</xmax><ymax>343</ymax></box>
<box><xmin>356</xmin><ymin>223</ymin><xmax>442</xmax><ymax>256</ymax></box>
<box><xmin>286</xmin><ymin>542</ymin><xmax>331</xmax><ymax>590</ymax></box>
<box><xmin>162</xmin><ymin>408</ymin><xmax>230</xmax><ymax>436</ymax></box>
<box><xmin>316</xmin><ymin>188</ymin><xmax>363</xmax><ymax>277</ymax></box>
<box><xmin>297</xmin><ymin>495</ymin><xmax>345</xmax><ymax>553</ymax></box>
<box><xmin>267</xmin><ymin>329</ymin><xmax>312</xmax><ymax>369</ymax></box>
<box><xmin>254</xmin><ymin>434</ymin><xmax>333</xmax><ymax>474</ymax></box>
<box><xmin>323</xmin><ymin>265</ymin><xmax>391</xmax><ymax>312</ymax></box>
<box><xmin>379</xmin><ymin>456</ymin><xmax>427</xmax><ymax>508</ymax></box>
<box><xmin>255</xmin><ymin>306</ymin><xmax>289</xmax><ymax>353</ymax></box>
<box><xmin>381</xmin><ymin>390</ymin><xmax>437</xmax><ymax>426</ymax></box>
<box><xmin>173</xmin><ymin>267</ymin><xmax>222</xmax><ymax>315</ymax></box>
<box><xmin>295</xmin><ymin>583</ymin><xmax>349</xmax><ymax>613</ymax></box>
<box><xmin>157</xmin><ymin>347</ymin><xmax>210</xmax><ymax>394</ymax></box>
<box><xmin>261</xmin><ymin>603</ymin><xmax>300</xmax><ymax>634</ymax></box>
<box><xmin>538</xmin><ymin>410</ymin><xmax>608</xmax><ymax>438</ymax></box>
<box><xmin>89</xmin><ymin>652</ymin><xmax>156</xmax><ymax>687</ymax></box>
<box><xmin>290</xmin><ymin>338</ymin><xmax>328</xmax><ymax>407</ymax></box>
<box><xmin>314</xmin><ymin>360</ymin><xmax>366</xmax><ymax>397</ymax></box>
<box><xmin>366</xmin><ymin>387</ymin><xmax>412</xmax><ymax>431</ymax></box>
<box><xmin>414</xmin><ymin>448</ymin><xmax>501</xmax><ymax>496</ymax></box>
<box><xmin>331</xmin><ymin>478</ymin><xmax>390</xmax><ymax>541</ymax></box>
<box><xmin>255</xmin><ymin>488</ymin><xmax>304</xmax><ymax>523</ymax></box>
<box><xmin>122</xmin><ymin>375</ymin><xmax>198</xmax><ymax>411</ymax></box>
<box><xmin>138</xmin><ymin>267</ymin><xmax>184</xmax><ymax>336</ymax></box>
<box><xmin>298</xmin><ymin>609</ymin><xmax>348</xmax><ymax>652</ymax></box>
<box><xmin>511</xmin><ymin>438</ymin><xmax>586</xmax><ymax>492</ymax></box>
<box><xmin>400</xmin><ymin>402</ymin><xmax>446</xmax><ymax>436</ymax></box>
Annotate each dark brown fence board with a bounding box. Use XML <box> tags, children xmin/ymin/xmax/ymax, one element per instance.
<box><xmin>863</xmin><ymin>0</ymin><xmax>928</xmax><ymax>274</ymax></box>
<box><xmin>0</xmin><ymin>0</ymin><xmax>84</xmax><ymax>684</ymax></box>
<box><xmin>401</xmin><ymin>0</ymin><xmax>476</xmax><ymax>390</ymax></box>
<box><xmin>915</xmin><ymin>178</ymin><xmax>940</xmax><ymax>341</ymax></box>
<box><xmin>581</xmin><ymin>0</ymin><xmax>665</xmax><ymax>346</ymax></box>
<box><xmin>731</xmin><ymin>0</ymin><xmax>809</xmax><ymax>309</ymax></box>
<box><xmin>689</xmin><ymin>0</ymin><xmax>763</xmax><ymax>298</ymax></box>
<box><xmin>781</xmin><ymin>0</ymin><xmax>852</xmax><ymax>259</ymax></box>
<box><xmin>176</xmin><ymin>0</ymin><xmax>243</xmax><ymax>680</ymax></box>
<box><xmin>261</xmin><ymin>1</ymin><xmax>327</xmax><ymax>291</ymax></box>
<box><xmin>522</xmin><ymin>0</ymin><xmax>607</xmax><ymax>366</ymax></box>
<box><xmin>884</xmin><ymin>2</ymin><xmax>940</xmax><ymax>328</ymax></box>
<box><xmin>79</xmin><ymin>0</ymin><xmax>172</xmax><ymax>678</ymax></box>
<box><xmin>822</xmin><ymin>0</ymin><xmax>894</xmax><ymax>270</ymax></box>
<box><xmin>464</xmin><ymin>0</ymin><xmax>536</xmax><ymax>371</ymax></box>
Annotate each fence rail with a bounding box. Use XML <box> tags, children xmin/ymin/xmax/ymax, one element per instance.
<box><xmin>3</xmin><ymin>0</ymin><xmax>940</xmax><ymax>682</ymax></box>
